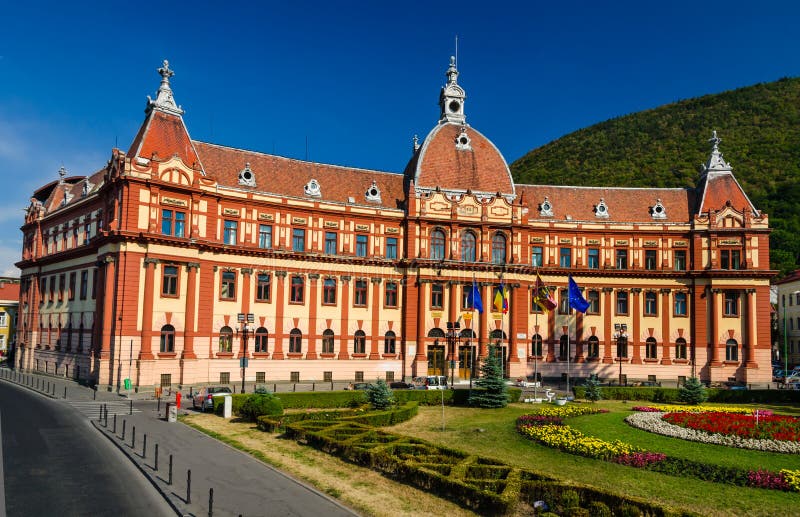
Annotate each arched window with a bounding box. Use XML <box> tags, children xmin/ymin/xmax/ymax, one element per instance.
<box><xmin>645</xmin><ymin>337</ymin><xmax>658</xmax><ymax>359</ymax></box>
<box><xmin>254</xmin><ymin>327</ymin><xmax>268</xmax><ymax>353</ymax></box>
<box><xmin>586</xmin><ymin>335</ymin><xmax>599</xmax><ymax>359</ymax></box>
<box><xmin>489</xmin><ymin>329</ymin><xmax>506</xmax><ymax>344</ymax></box>
<box><xmin>219</xmin><ymin>326</ymin><xmax>233</xmax><ymax>352</ymax></box>
<box><xmin>354</xmin><ymin>330</ymin><xmax>367</xmax><ymax>354</ymax></box>
<box><xmin>289</xmin><ymin>328</ymin><xmax>302</xmax><ymax>354</ymax></box>
<box><xmin>725</xmin><ymin>338</ymin><xmax>738</xmax><ymax>362</ymax></box>
<box><xmin>322</xmin><ymin>329</ymin><xmax>335</xmax><ymax>354</ymax></box>
<box><xmin>384</xmin><ymin>330</ymin><xmax>396</xmax><ymax>354</ymax></box>
<box><xmin>461</xmin><ymin>231</ymin><xmax>477</xmax><ymax>262</ymax></box>
<box><xmin>427</xmin><ymin>328</ymin><xmax>445</xmax><ymax>338</ymax></box>
<box><xmin>675</xmin><ymin>337</ymin><xmax>687</xmax><ymax>359</ymax></box>
<box><xmin>531</xmin><ymin>334</ymin><xmax>543</xmax><ymax>356</ymax></box>
<box><xmin>430</xmin><ymin>229</ymin><xmax>446</xmax><ymax>260</ymax></box>
<box><xmin>491</xmin><ymin>233</ymin><xmax>507</xmax><ymax>264</ymax></box>
<box><xmin>559</xmin><ymin>335</ymin><xmax>569</xmax><ymax>360</ymax></box>
<box><xmin>160</xmin><ymin>324</ymin><xmax>175</xmax><ymax>353</ymax></box>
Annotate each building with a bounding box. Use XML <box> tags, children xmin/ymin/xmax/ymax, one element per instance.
<box><xmin>775</xmin><ymin>271</ymin><xmax>800</xmax><ymax>370</ymax></box>
<box><xmin>0</xmin><ymin>277</ymin><xmax>20</xmax><ymax>359</ymax></box>
<box><xmin>14</xmin><ymin>58</ymin><xmax>774</xmax><ymax>391</ymax></box>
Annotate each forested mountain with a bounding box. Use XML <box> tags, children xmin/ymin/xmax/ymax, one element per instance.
<box><xmin>510</xmin><ymin>77</ymin><xmax>800</xmax><ymax>277</ymax></box>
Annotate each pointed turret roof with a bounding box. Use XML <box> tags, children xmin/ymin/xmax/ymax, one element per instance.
<box><xmin>695</xmin><ymin>130</ymin><xmax>757</xmax><ymax>215</ymax></box>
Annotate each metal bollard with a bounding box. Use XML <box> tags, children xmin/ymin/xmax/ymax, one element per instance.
<box><xmin>122</xmin><ymin>420</ymin><xmax>126</xmax><ymax>441</ymax></box>
<box><xmin>99</xmin><ymin>405</ymin><xmax>103</xmax><ymax>421</ymax></box>
<box><xmin>36</xmin><ymin>378</ymin><xmax>39</xmax><ymax>389</ymax></box>
<box><xmin>53</xmin><ymin>384</ymin><xmax>56</xmax><ymax>396</ymax></box>
<box><xmin>93</xmin><ymin>389</ymin><xmax>96</xmax><ymax>400</ymax></box>
<box><xmin>168</xmin><ymin>454</ymin><xmax>173</xmax><ymax>485</ymax></box>
<box><xmin>312</xmin><ymin>382</ymin><xmax>315</xmax><ymax>392</ymax></box>
<box><xmin>130</xmin><ymin>400</ymin><xmax>133</xmax><ymax>415</ymax></box>
<box><xmin>186</xmin><ymin>469</ymin><xmax>191</xmax><ymax>504</ymax></box>
<box><xmin>143</xmin><ymin>434</ymin><xmax>147</xmax><ymax>458</ymax></box>
<box><xmin>157</xmin><ymin>398</ymin><xmax>161</xmax><ymax>412</ymax></box>
<box><xmin>208</xmin><ymin>487</ymin><xmax>213</xmax><ymax>517</ymax></box>
<box><xmin>132</xmin><ymin>426</ymin><xmax>136</xmax><ymax>448</ymax></box>
<box><xmin>154</xmin><ymin>443</ymin><xmax>159</xmax><ymax>471</ymax></box>
<box><xmin>113</xmin><ymin>414</ymin><xmax>117</xmax><ymax>434</ymax></box>
<box><xmin>64</xmin><ymin>386</ymin><xmax>67</xmax><ymax>398</ymax></box>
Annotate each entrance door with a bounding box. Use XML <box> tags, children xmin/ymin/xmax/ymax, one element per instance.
<box><xmin>458</xmin><ymin>345</ymin><xmax>474</xmax><ymax>379</ymax></box>
<box><xmin>427</xmin><ymin>345</ymin><xmax>445</xmax><ymax>376</ymax></box>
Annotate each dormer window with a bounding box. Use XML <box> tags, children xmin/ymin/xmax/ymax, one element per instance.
<box><xmin>595</xmin><ymin>198</ymin><xmax>609</xmax><ymax>218</ymax></box>
<box><xmin>454</xmin><ymin>127</ymin><xmax>472</xmax><ymax>151</ymax></box>
<box><xmin>365</xmin><ymin>181</ymin><xmax>381</xmax><ymax>203</ymax></box>
<box><xmin>651</xmin><ymin>199</ymin><xmax>667</xmax><ymax>219</ymax></box>
<box><xmin>238</xmin><ymin>163</ymin><xmax>256</xmax><ymax>187</ymax></box>
<box><xmin>539</xmin><ymin>196</ymin><xmax>554</xmax><ymax>217</ymax></box>
<box><xmin>304</xmin><ymin>179</ymin><xmax>322</xmax><ymax>197</ymax></box>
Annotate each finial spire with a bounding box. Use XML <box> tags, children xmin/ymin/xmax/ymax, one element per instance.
<box><xmin>146</xmin><ymin>59</ymin><xmax>184</xmax><ymax>116</ymax></box>
<box><xmin>58</xmin><ymin>166</ymin><xmax>67</xmax><ymax>184</ymax></box>
<box><xmin>439</xmin><ymin>56</ymin><xmax>466</xmax><ymax>124</ymax></box>
<box><xmin>702</xmin><ymin>129</ymin><xmax>731</xmax><ymax>173</ymax></box>
<box><xmin>412</xmin><ymin>134</ymin><xmax>420</xmax><ymax>154</ymax></box>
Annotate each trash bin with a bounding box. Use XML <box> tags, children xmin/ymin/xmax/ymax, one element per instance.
<box><xmin>166</xmin><ymin>402</ymin><xmax>177</xmax><ymax>423</ymax></box>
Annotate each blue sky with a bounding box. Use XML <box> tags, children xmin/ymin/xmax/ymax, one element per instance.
<box><xmin>1</xmin><ymin>1</ymin><xmax>799</xmax><ymax>276</ymax></box>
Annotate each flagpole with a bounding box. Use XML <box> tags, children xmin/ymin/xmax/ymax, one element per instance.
<box><xmin>567</xmin><ymin>279</ymin><xmax>571</xmax><ymax>398</ymax></box>
<box><xmin>534</xmin><ymin>270</ymin><xmax>539</xmax><ymax>401</ymax></box>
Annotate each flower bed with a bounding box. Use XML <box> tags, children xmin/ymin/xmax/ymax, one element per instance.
<box><xmin>663</xmin><ymin>411</ymin><xmax>800</xmax><ymax>441</ymax></box>
<box><xmin>631</xmin><ymin>404</ymin><xmax>751</xmax><ymax>414</ymax></box>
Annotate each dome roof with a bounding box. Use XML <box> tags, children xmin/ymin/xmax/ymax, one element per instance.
<box><xmin>412</xmin><ymin>122</ymin><xmax>514</xmax><ymax>195</ymax></box>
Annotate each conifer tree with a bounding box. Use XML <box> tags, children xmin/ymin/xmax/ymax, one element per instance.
<box><xmin>469</xmin><ymin>344</ymin><xmax>508</xmax><ymax>408</ymax></box>
<box><xmin>678</xmin><ymin>376</ymin><xmax>707</xmax><ymax>405</ymax></box>
<box><xmin>583</xmin><ymin>376</ymin><xmax>602</xmax><ymax>403</ymax></box>
<box><xmin>366</xmin><ymin>379</ymin><xmax>394</xmax><ymax>410</ymax></box>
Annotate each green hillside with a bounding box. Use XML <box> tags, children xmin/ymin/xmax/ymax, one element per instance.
<box><xmin>510</xmin><ymin>77</ymin><xmax>800</xmax><ymax>277</ymax></box>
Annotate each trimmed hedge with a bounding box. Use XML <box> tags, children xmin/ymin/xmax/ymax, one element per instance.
<box><xmin>257</xmin><ymin>402</ymin><xmax>419</xmax><ymax>432</ymax></box>
<box><xmin>573</xmin><ymin>386</ymin><xmax>800</xmax><ymax>405</ymax></box>
<box><xmin>275</xmin><ymin>388</ymin><xmax>521</xmax><ymax>409</ymax></box>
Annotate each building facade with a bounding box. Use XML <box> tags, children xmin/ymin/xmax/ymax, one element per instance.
<box><xmin>775</xmin><ymin>271</ymin><xmax>800</xmax><ymax>370</ymax></box>
<box><xmin>14</xmin><ymin>59</ymin><xmax>774</xmax><ymax>390</ymax></box>
<box><xmin>0</xmin><ymin>278</ymin><xmax>20</xmax><ymax>359</ymax></box>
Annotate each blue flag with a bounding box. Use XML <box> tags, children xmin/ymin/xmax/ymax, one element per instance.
<box><xmin>467</xmin><ymin>278</ymin><xmax>484</xmax><ymax>314</ymax></box>
<box><xmin>568</xmin><ymin>275</ymin><xmax>590</xmax><ymax>313</ymax></box>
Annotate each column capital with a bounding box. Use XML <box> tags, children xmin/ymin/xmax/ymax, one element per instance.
<box><xmin>143</xmin><ymin>257</ymin><xmax>159</xmax><ymax>266</ymax></box>
<box><xmin>370</xmin><ymin>277</ymin><xmax>382</xmax><ymax>284</ymax></box>
<box><xmin>241</xmin><ymin>267</ymin><xmax>253</xmax><ymax>276</ymax></box>
<box><xmin>186</xmin><ymin>262</ymin><xmax>200</xmax><ymax>271</ymax></box>
<box><xmin>275</xmin><ymin>270</ymin><xmax>288</xmax><ymax>278</ymax></box>
<box><xmin>341</xmin><ymin>275</ymin><xmax>351</xmax><ymax>283</ymax></box>
<box><xmin>308</xmin><ymin>273</ymin><xmax>321</xmax><ymax>280</ymax></box>
<box><xmin>630</xmin><ymin>288</ymin><xmax>642</xmax><ymax>294</ymax></box>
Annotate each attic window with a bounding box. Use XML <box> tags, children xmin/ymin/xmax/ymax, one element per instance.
<box><xmin>651</xmin><ymin>199</ymin><xmax>667</xmax><ymax>219</ymax></box>
<box><xmin>595</xmin><ymin>198</ymin><xmax>609</xmax><ymax>218</ymax></box>
<box><xmin>365</xmin><ymin>181</ymin><xmax>381</xmax><ymax>203</ymax></box>
<box><xmin>455</xmin><ymin>127</ymin><xmax>472</xmax><ymax>151</ymax></box>
<box><xmin>238</xmin><ymin>163</ymin><xmax>256</xmax><ymax>187</ymax></box>
<box><xmin>304</xmin><ymin>179</ymin><xmax>322</xmax><ymax>197</ymax></box>
<box><xmin>539</xmin><ymin>196</ymin><xmax>554</xmax><ymax>217</ymax></box>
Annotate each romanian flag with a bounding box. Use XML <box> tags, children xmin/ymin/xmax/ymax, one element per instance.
<box><xmin>494</xmin><ymin>282</ymin><xmax>509</xmax><ymax>314</ymax></box>
<box><xmin>533</xmin><ymin>273</ymin><xmax>557</xmax><ymax>312</ymax></box>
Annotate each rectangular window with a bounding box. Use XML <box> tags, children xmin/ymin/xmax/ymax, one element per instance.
<box><xmin>58</xmin><ymin>274</ymin><xmax>65</xmax><ymax>301</ymax></box>
<box><xmin>354</xmin><ymin>371</ymin><xmax>365</xmax><ymax>382</ymax></box>
<box><xmin>644</xmin><ymin>292</ymin><xmax>658</xmax><ymax>316</ymax></box>
<box><xmin>616</xmin><ymin>249</ymin><xmax>628</xmax><ymax>269</ymax></box>
<box><xmin>162</xmin><ymin>265</ymin><xmax>179</xmax><ymax>297</ymax></box>
<box><xmin>79</xmin><ymin>270</ymin><xmax>88</xmax><ymax>300</ymax></box>
<box><xmin>84</xmin><ymin>223</ymin><xmax>91</xmax><ymax>244</ymax></box>
<box><xmin>256</xmin><ymin>372</ymin><xmax>266</xmax><ymax>383</ymax></box>
<box><xmin>386</xmin><ymin>237</ymin><xmax>398</xmax><ymax>259</ymax></box>
<box><xmin>323</xmin><ymin>371</ymin><xmax>333</xmax><ymax>382</ymax></box>
<box><xmin>674</xmin><ymin>292</ymin><xmax>688</xmax><ymax>316</ymax></box>
<box><xmin>616</xmin><ymin>291</ymin><xmax>629</xmax><ymax>315</ymax></box>
<box><xmin>72</xmin><ymin>226</ymin><xmax>78</xmax><ymax>247</ymax></box>
<box><xmin>731</xmin><ymin>250</ymin><xmax>741</xmax><ymax>269</ymax></box>
<box><xmin>220</xmin><ymin>372</ymin><xmax>230</xmax><ymax>384</ymax></box>
<box><xmin>356</xmin><ymin>235</ymin><xmax>368</xmax><ymax>257</ymax></box>
<box><xmin>174</xmin><ymin>212</ymin><xmax>185</xmax><ymax>237</ymax></box>
<box><xmin>530</xmin><ymin>289</ymin><xmax>543</xmax><ymax>313</ymax></box>
<box><xmin>587</xmin><ymin>248</ymin><xmax>599</xmax><ymax>269</ymax></box>
<box><xmin>258</xmin><ymin>225</ymin><xmax>272</xmax><ymax>249</ymax></box>
<box><xmin>354</xmin><ymin>279</ymin><xmax>368</xmax><ymax>307</ymax></box>
<box><xmin>385</xmin><ymin>282</ymin><xmax>398</xmax><ymax>307</ymax></box>
<box><xmin>290</xmin><ymin>371</ymin><xmax>300</xmax><ymax>382</ymax></box>
<box><xmin>0</xmin><ymin>314</ymin><xmax>5</xmax><ymax>327</ymax></box>
<box><xmin>587</xmin><ymin>290</ymin><xmax>600</xmax><ymax>314</ymax></box>
<box><xmin>220</xmin><ymin>271</ymin><xmax>236</xmax><ymax>300</ymax></box>
<box><xmin>431</xmin><ymin>284</ymin><xmax>444</xmax><ymax>309</ymax></box>
<box><xmin>161</xmin><ymin>374</ymin><xmax>172</xmax><ymax>388</ymax></box>
<box><xmin>724</xmin><ymin>291</ymin><xmax>740</xmax><ymax>316</ymax></box>
<box><xmin>323</xmin><ymin>278</ymin><xmax>337</xmax><ymax>305</ymax></box>
<box><xmin>68</xmin><ymin>272</ymin><xmax>76</xmax><ymax>300</ymax></box>
<box><xmin>292</xmin><ymin>228</ymin><xmax>305</xmax><ymax>252</ymax></box>
<box><xmin>531</xmin><ymin>246</ymin><xmax>543</xmax><ymax>267</ymax></box>
<box><xmin>290</xmin><ymin>276</ymin><xmax>305</xmax><ymax>303</ymax></box>
<box><xmin>162</xmin><ymin>209</ymin><xmax>186</xmax><ymax>237</ymax></box>
<box><xmin>559</xmin><ymin>248</ymin><xmax>571</xmax><ymax>268</ymax></box>
<box><xmin>674</xmin><ymin>250</ymin><xmax>687</xmax><ymax>271</ymax></box>
<box><xmin>162</xmin><ymin>210</ymin><xmax>172</xmax><ymax>236</ymax></box>
<box><xmin>324</xmin><ymin>232</ymin><xmax>337</xmax><ymax>255</ymax></box>
<box><xmin>223</xmin><ymin>220</ymin><xmax>238</xmax><ymax>245</ymax></box>
<box><xmin>256</xmin><ymin>273</ymin><xmax>271</xmax><ymax>302</ymax></box>
<box><xmin>645</xmin><ymin>250</ymin><xmax>657</xmax><ymax>270</ymax></box>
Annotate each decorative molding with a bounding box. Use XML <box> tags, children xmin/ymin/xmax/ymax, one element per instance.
<box><xmin>355</xmin><ymin>224</ymin><xmax>370</xmax><ymax>232</ymax></box>
<box><xmin>559</xmin><ymin>238</ymin><xmax>572</xmax><ymax>244</ymax></box>
<box><xmin>258</xmin><ymin>213</ymin><xmax>274</xmax><ymax>221</ymax></box>
<box><xmin>292</xmin><ymin>217</ymin><xmax>307</xmax><ymax>225</ymax></box>
<box><xmin>586</xmin><ymin>239</ymin><xmax>601</xmax><ymax>245</ymax></box>
<box><xmin>673</xmin><ymin>240</ymin><xmax>688</xmax><ymax>247</ymax></box>
<box><xmin>643</xmin><ymin>240</ymin><xmax>659</xmax><ymax>247</ymax></box>
<box><xmin>370</xmin><ymin>277</ymin><xmax>383</xmax><ymax>284</ymax></box>
<box><xmin>186</xmin><ymin>262</ymin><xmax>200</xmax><ymax>271</ymax></box>
<box><xmin>303</xmin><ymin>179</ymin><xmax>322</xmax><ymax>197</ymax></box>
<box><xmin>143</xmin><ymin>257</ymin><xmax>160</xmax><ymax>265</ymax></box>
<box><xmin>308</xmin><ymin>273</ymin><xmax>320</xmax><ymax>280</ymax></box>
<box><xmin>341</xmin><ymin>275</ymin><xmax>351</xmax><ymax>282</ymax></box>
<box><xmin>660</xmin><ymin>288</ymin><xmax>672</xmax><ymax>294</ymax></box>
<box><xmin>615</xmin><ymin>239</ymin><xmax>629</xmax><ymax>246</ymax></box>
<box><xmin>385</xmin><ymin>227</ymin><xmax>400</xmax><ymax>234</ymax></box>
<box><xmin>241</xmin><ymin>268</ymin><xmax>253</xmax><ymax>275</ymax></box>
<box><xmin>324</xmin><ymin>221</ymin><xmax>339</xmax><ymax>229</ymax></box>
<box><xmin>238</xmin><ymin>163</ymin><xmax>256</xmax><ymax>187</ymax></box>
<box><xmin>719</xmin><ymin>239</ymin><xmax>742</xmax><ymax>246</ymax></box>
<box><xmin>530</xmin><ymin>236</ymin><xmax>545</xmax><ymax>243</ymax></box>
<box><xmin>274</xmin><ymin>271</ymin><xmax>288</xmax><ymax>278</ymax></box>
<box><xmin>222</xmin><ymin>208</ymin><xmax>239</xmax><ymax>217</ymax></box>
<box><xmin>631</xmin><ymin>288</ymin><xmax>642</xmax><ymax>294</ymax></box>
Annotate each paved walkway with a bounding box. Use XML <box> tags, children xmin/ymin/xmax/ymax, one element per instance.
<box><xmin>0</xmin><ymin>366</ymin><xmax>357</xmax><ymax>517</ymax></box>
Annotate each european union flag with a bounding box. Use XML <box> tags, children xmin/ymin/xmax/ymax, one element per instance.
<box><xmin>568</xmin><ymin>275</ymin><xmax>590</xmax><ymax>313</ymax></box>
<box><xmin>467</xmin><ymin>278</ymin><xmax>484</xmax><ymax>314</ymax></box>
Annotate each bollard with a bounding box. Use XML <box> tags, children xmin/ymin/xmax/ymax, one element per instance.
<box><xmin>143</xmin><ymin>434</ymin><xmax>147</xmax><ymax>458</ymax></box>
<box><xmin>208</xmin><ymin>487</ymin><xmax>213</xmax><ymax>517</ymax></box>
<box><xmin>312</xmin><ymin>382</ymin><xmax>316</xmax><ymax>392</ymax></box>
<box><xmin>99</xmin><ymin>405</ymin><xmax>103</xmax><ymax>422</ymax></box>
<box><xmin>53</xmin><ymin>384</ymin><xmax>56</xmax><ymax>396</ymax></box>
<box><xmin>36</xmin><ymin>378</ymin><xmax>39</xmax><ymax>389</ymax></box>
<box><xmin>93</xmin><ymin>389</ymin><xmax>96</xmax><ymax>400</ymax></box>
<box><xmin>293</xmin><ymin>383</ymin><xmax>296</xmax><ymax>392</ymax></box>
<box><xmin>130</xmin><ymin>400</ymin><xmax>133</xmax><ymax>415</ymax></box>
<box><xmin>132</xmin><ymin>426</ymin><xmax>136</xmax><ymax>448</ymax></box>
<box><xmin>154</xmin><ymin>443</ymin><xmax>159</xmax><ymax>471</ymax></box>
<box><xmin>168</xmin><ymin>454</ymin><xmax>173</xmax><ymax>485</ymax></box>
<box><xmin>273</xmin><ymin>383</ymin><xmax>276</xmax><ymax>393</ymax></box>
<box><xmin>64</xmin><ymin>386</ymin><xmax>67</xmax><ymax>398</ymax></box>
<box><xmin>186</xmin><ymin>469</ymin><xmax>191</xmax><ymax>504</ymax></box>
<box><xmin>122</xmin><ymin>420</ymin><xmax>126</xmax><ymax>441</ymax></box>
<box><xmin>113</xmin><ymin>414</ymin><xmax>117</xmax><ymax>434</ymax></box>
<box><xmin>157</xmin><ymin>398</ymin><xmax>161</xmax><ymax>413</ymax></box>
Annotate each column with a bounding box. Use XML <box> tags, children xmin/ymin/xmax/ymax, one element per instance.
<box><xmin>139</xmin><ymin>258</ymin><xmax>157</xmax><ymax>360</ymax></box>
<box><xmin>709</xmin><ymin>288</ymin><xmax>721</xmax><ymax>366</ymax></box>
<box><xmin>414</xmin><ymin>280</ymin><xmax>427</xmax><ymax>362</ymax></box>
<box><xmin>100</xmin><ymin>255</ymin><xmax>116</xmax><ymax>360</ymax></box>
<box><xmin>479</xmin><ymin>283</ymin><xmax>490</xmax><ymax>358</ymax></box>
<box><xmin>546</xmin><ymin>286</ymin><xmax>556</xmax><ymax>362</ymax></box>
<box><xmin>508</xmin><ymin>285</ymin><xmax>521</xmax><ymax>364</ymax></box>
<box><xmin>660</xmin><ymin>289</ymin><xmax>672</xmax><ymax>365</ymax></box>
<box><xmin>182</xmin><ymin>263</ymin><xmax>199</xmax><ymax>359</ymax></box>
<box><xmin>602</xmin><ymin>288</ymin><xmax>613</xmax><ymax>363</ymax></box>
<box><xmin>368</xmin><ymin>277</ymin><xmax>381</xmax><ymax>360</ymax></box>
<box><xmin>447</xmin><ymin>281</ymin><xmax>458</xmax><ymax>364</ymax></box>
<box><xmin>239</xmin><ymin>268</ymin><xmax>253</xmax><ymax>358</ymax></box>
<box><xmin>307</xmin><ymin>273</ymin><xmax>320</xmax><ymax>360</ymax></box>
<box><xmin>272</xmin><ymin>271</ymin><xmax>286</xmax><ymax>360</ymax></box>
<box><xmin>574</xmin><ymin>309</ymin><xmax>584</xmax><ymax>363</ymax></box>
<box><xmin>337</xmin><ymin>276</ymin><xmax>350</xmax><ymax>360</ymax></box>
<box><xmin>631</xmin><ymin>288</ymin><xmax>642</xmax><ymax>364</ymax></box>
<box><xmin>745</xmin><ymin>288</ymin><xmax>758</xmax><ymax>367</ymax></box>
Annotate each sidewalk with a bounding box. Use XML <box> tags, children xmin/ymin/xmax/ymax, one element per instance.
<box><xmin>0</xmin><ymin>367</ymin><xmax>357</xmax><ymax>517</ymax></box>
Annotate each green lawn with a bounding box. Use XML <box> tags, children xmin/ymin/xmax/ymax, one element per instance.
<box><xmin>389</xmin><ymin>401</ymin><xmax>800</xmax><ymax>517</ymax></box>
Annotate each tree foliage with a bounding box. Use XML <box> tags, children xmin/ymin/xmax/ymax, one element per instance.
<box><xmin>511</xmin><ymin>77</ymin><xmax>800</xmax><ymax>277</ymax></box>
<box><xmin>366</xmin><ymin>379</ymin><xmax>394</xmax><ymax>410</ymax></box>
<box><xmin>678</xmin><ymin>377</ymin><xmax>708</xmax><ymax>405</ymax></box>
<box><xmin>583</xmin><ymin>376</ymin><xmax>602</xmax><ymax>403</ymax></box>
<box><xmin>469</xmin><ymin>344</ymin><xmax>508</xmax><ymax>408</ymax></box>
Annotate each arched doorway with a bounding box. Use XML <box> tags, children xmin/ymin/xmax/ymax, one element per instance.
<box><xmin>427</xmin><ymin>328</ymin><xmax>445</xmax><ymax>376</ymax></box>
<box><xmin>458</xmin><ymin>328</ymin><xmax>476</xmax><ymax>379</ymax></box>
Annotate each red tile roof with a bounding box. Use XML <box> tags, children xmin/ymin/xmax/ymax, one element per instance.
<box><xmin>515</xmin><ymin>184</ymin><xmax>695</xmax><ymax>223</ymax></box>
<box><xmin>193</xmin><ymin>142</ymin><xmax>405</xmax><ymax>209</ymax></box>
<box><xmin>0</xmin><ymin>280</ymin><xmax>19</xmax><ymax>301</ymax></box>
<box><xmin>695</xmin><ymin>172</ymin><xmax>756</xmax><ymax>215</ymax></box>
<box><xmin>413</xmin><ymin>123</ymin><xmax>514</xmax><ymax>194</ymax></box>
<box><xmin>128</xmin><ymin>111</ymin><xmax>201</xmax><ymax>170</ymax></box>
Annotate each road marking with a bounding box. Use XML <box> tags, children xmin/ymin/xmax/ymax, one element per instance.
<box><xmin>65</xmin><ymin>401</ymin><xmax>142</xmax><ymax>420</ymax></box>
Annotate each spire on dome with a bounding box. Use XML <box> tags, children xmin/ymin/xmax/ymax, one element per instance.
<box><xmin>58</xmin><ymin>166</ymin><xmax>67</xmax><ymax>184</ymax></box>
<box><xmin>701</xmin><ymin>129</ymin><xmax>731</xmax><ymax>173</ymax></box>
<box><xmin>146</xmin><ymin>60</ymin><xmax>184</xmax><ymax>116</ymax></box>
<box><xmin>439</xmin><ymin>56</ymin><xmax>466</xmax><ymax>124</ymax></box>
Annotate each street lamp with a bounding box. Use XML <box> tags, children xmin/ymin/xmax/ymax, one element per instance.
<box><xmin>615</xmin><ymin>323</ymin><xmax>628</xmax><ymax>386</ymax></box>
<box><xmin>236</xmin><ymin>312</ymin><xmax>254</xmax><ymax>393</ymax></box>
<box><xmin>446</xmin><ymin>321</ymin><xmax>461</xmax><ymax>389</ymax></box>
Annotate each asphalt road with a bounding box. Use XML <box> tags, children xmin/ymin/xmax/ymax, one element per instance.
<box><xmin>0</xmin><ymin>382</ymin><xmax>175</xmax><ymax>517</ymax></box>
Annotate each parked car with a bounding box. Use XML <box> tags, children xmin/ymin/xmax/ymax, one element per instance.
<box><xmin>345</xmin><ymin>382</ymin><xmax>373</xmax><ymax>390</ymax></box>
<box><xmin>389</xmin><ymin>381</ymin><xmax>414</xmax><ymax>389</ymax></box>
<box><xmin>192</xmin><ymin>386</ymin><xmax>233</xmax><ymax>411</ymax></box>
<box><xmin>412</xmin><ymin>375</ymin><xmax>448</xmax><ymax>390</ymax></box>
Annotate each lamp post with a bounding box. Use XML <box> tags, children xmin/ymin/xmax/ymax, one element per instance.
<box><xmin>236</xmin><ymin>313</ymin><xmax>254</xmax><ymax>393</ymax></box>
<box><xmin>446</xmin><ymin>321</ymin><xmax>461</xmax><ymax>389</ymax></box>
<box><xmin>615</xmin><ymin>323</ymin><xmax>628</xmax><ymax>386</ymax></box>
